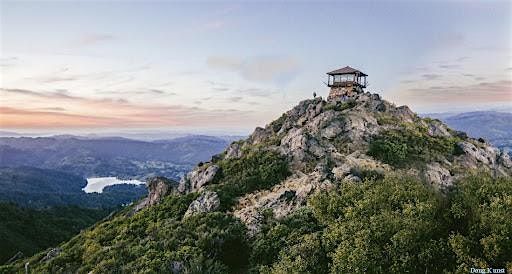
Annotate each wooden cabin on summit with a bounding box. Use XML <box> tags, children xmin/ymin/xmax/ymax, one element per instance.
<box><xmin>326</xmin><ymin>66</ymin><xmax>367</xmax><ymax>100</ymax></box>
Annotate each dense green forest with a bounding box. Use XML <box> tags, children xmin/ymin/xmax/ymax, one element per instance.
<box><xmin>0</xmin><ymin>203</ymin><xmax>111</xmax><ymax>265</ymax></box>
<box><xmin>4</xmin><ymin>172</ymin><xmax>510</xmax><ymax>273</ymax></box>
<box><xmin>0</xmin><ymin>166</ymin><xmax>147</xmax><ymax>208</ymax></box>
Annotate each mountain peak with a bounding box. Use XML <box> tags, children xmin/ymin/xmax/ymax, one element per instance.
<box><xmin>179</xmin><ymin>91</ymin><xmax>512</xmax><ymax>233</ymax></box>
<box><xmin>8</xmin><ymin>92</ymin><xmax>512</xmax><ymax>273</ymax></box>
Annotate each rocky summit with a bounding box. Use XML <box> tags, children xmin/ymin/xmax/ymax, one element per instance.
<box><xmin>6</xmin><ymin>92</ymin><xmax>512</xmax><ymax>273</ymax></box>
<box><xmin>179</xmin><ymin>92</ymin><xmax>512</xmax><ymax>233</ymax></box>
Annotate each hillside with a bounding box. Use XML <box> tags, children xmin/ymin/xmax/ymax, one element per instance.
<box><xmin>0</xmin><ymin>203</ymin><xmax>110</xmax><ymax>264</ymax></box>
<box><xmin>5</xmin><ymin>92</ymin><xmax>511</xmax><ymax>273</ymax></box>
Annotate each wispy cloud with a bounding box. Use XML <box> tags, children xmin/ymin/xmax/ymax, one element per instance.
<box><xmin>236</xmin><ymin>88</ymin><xmax>277</xmax><ymax>98</ymax></box>
<box><xmin>0</xmin><ymin>57</ymin><xmax>19</xmax><ymax>68</ymax></box>
<box><xmin>39</xmin><ymin>107</ymin><xmax>67</xmax><ymax>111</ymax></box>
<box><xmin>212</xmin><ymin>87</ymin><xmax>230</xmax><ymax>92</ymax></box>
<box><xmin>421</xmin><ymin>74</ymin><xmax>442</xmax><ymax>80</ymax></box>
<box><xmin>439</xmin><ymin>64</ymin><xmax>460</xmax><ymax>69</ymax></box>
<box><xmin>228</xmin><ymin>96</ymin><xmax>243</xmax><ymax>102</ymax></box>
<box><xmin>202</xmin><ymin>20</ymin><xmax>227</xmax><ymax>31</ymax></box>
<box><xmin>1</xmin><ymin>88</ymin><xmax>77</xmax><ymax>100</ymax></box>
<box><xmin>397</xmin><ymin>80</ymin><xmax>512</xmax><ymax>104</ymax></box>
<box><xmin>0</xmin><ymin>107</ymin><xmax>124</xmax><ymax>128</ymax></box>
<box><xmin>207</xmin><ymin>55</ymin><xmax>300</xmax><ymax>85</ymax></box>
<box><xmin>0</xmin><ymin>87</ymin><xmax>254</xmax><ymax>128</ymax></box>
<box><xmin>97</xmin><ymin>88</ymin><xmax>176</xmax><ymax>96</ymax></box>
<box><xmin>74</xmin><ymin>33</ymin><xmax>116</xmax><ymax>46</ymax></box>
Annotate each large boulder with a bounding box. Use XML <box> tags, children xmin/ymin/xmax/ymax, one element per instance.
<box><xmin>424</xmin><ymin>162</ymin><xmax>453</xmax><ymax>188</ymax></box>
<box><xmin>457</xmin><ymin>141</ymin><xmax>498</xmax><ymax>166</ymax></box>
<box><xmin>184</xmin><ymin>191</ymin><xmax>220</xmax><ymax>218</ymax></box>
<box><xmin>427</xmin><ymin>119</ymin><xmax>452</xmax><ymax>137</ymax></box>
<box><xmin>233</xmin><ymin>173</ymin><xmax>333</xmax><ymax>235</ymax></box>
<box><xmin>133</xmin><ymin>177</ymin><xmax>178</xmax><ymax>212</ymax></box>
<box><xmin>225</xmin><ymin>142</ymin><xmax>243</xmax><ymax>159</ymax></box>
<box><xmin>178</xmin><ymin>164</ymin><xmax>219</xmax><ymax>193</ymax></box>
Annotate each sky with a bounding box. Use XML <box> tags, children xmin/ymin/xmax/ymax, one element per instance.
<box><xmin>1</xmin><ymin>0</ymin><xmax>511</xmax><ymax>135</ymax></box>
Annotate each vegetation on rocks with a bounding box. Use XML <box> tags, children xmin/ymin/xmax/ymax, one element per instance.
<box><xmin>323</xmin><ymin>99</ymin><xmax>357</xmax><ymax>112</ymax></box>
<box><xmin>5</xmin><ymin>173</ymin><xmax>510</xmax><ymax>273</ymax></box>
<box><xmin>250</xmin><ymin>173</ymin><xmax>512</xmax><ymax>273</ymax></box>
<box><xmin>368</xmin><ymin>122</ymin><xmax>463</xmax><ymax>167</ymax></box>
<box><xmin>210</xmin><ymin>148</ymin><xmax>290</xmax><ymax>210</ymax></box>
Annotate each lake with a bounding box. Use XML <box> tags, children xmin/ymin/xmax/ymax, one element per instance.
<box><xmin>83</xmin><ymin>177</ymin><xmax>146</xmax><ymax>193</ymax></box>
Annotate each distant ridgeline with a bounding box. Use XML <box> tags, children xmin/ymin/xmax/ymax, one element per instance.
<box><xmin>0</xmin><ymin>135</ymin><xmax>238</xmax><ymax>208</ymax></box>
<box><xmin>0</xmin><ymin>135</ymin><xmax>235</xmax><ymax>181</ymax></box>
<box><xmin>5</xmin><ymin>82</ymin><xmax>511</xmax><ymax>273</ymax></box>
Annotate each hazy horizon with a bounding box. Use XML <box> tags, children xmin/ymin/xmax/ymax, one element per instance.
<box><xmin>1</xmin><ymin>1</ymin><xmax>511</xmax><ymax>133</ymax></box>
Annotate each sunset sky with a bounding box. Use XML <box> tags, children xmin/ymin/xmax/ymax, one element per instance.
<box><xmin>1</xmin><ymin>1</ymin><xmax>511</xmax><ymax>134</ymax></box>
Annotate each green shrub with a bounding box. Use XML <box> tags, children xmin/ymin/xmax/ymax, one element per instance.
<box><xmin>9</xmin><ymin>172</ymin><xmax>511</xmax><ymax>274</ymax></box>
<box><xmin>324</xmin><ymin>99</ymin><xmax>357</xmax><ymax>112</ymax></box>
<box><xmin>249</xmin><ymin>208</ymin><xmax>326</xmax><ymax>273</ymax></box>
<box><xmin>368</xmin><ymin>124</ymin><xmax>462</xmax><ymax>167</ymax></box>
<box><xmin>376</xmin><ymin>113</ymin><xmax>400</xmax><ymax>125</ymax></box>
<box><xmin>211</xmin><ymin>149</ymin><xmax>290</xmax><ymax>209</ymax></box>
<box><xmin>309</xmin><ymin>174</ymin><xmax>453</xmax><ymax>273</ymax></box>
<box><xmin>448</xmin><ymin>174</ymin><xmax>512</xmax><ymax>272</ymax></box>
<box><xmin>349</xmin><ymin>167</ymin><xmax>385</xmax><ymax>181</ymax></box>
<box><xmin>10</xmin><ymin>192</ymin><xmax>250</xmax><ymax>273</ymax></box>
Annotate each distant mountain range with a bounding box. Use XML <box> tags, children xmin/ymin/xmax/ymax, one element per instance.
<box><xmin>425</xmin><ymin>111</ymin><xmax>512</xmax><ymax>152</ymax></box>
<box><xmin>0</xmin><ymin>135</ymin><xmax>240</xmax><ymax>181</ymax></box>
<box><xmin>0</xmin><ymin>134</ymin><xmax>240</xmax><ymax>211</ymax></box>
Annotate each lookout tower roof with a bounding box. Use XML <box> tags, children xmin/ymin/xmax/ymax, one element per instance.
<box><xmin>327</xmin><ymin>66</ymin><xmax>367</xmax><ymax>76</ymax></box>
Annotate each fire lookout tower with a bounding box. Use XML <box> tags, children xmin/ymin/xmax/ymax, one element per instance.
<box><xmin>326</xmin><ymin>66</ymin><xmax>367</xmax><ymax>100</ymax></box>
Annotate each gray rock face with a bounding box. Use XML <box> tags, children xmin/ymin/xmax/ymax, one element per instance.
<box><xmin>40</xmin><ymin>248</ymin><xmax>62</xmax><ymax>263</ymax></box>
<box><xmin>499</xmin><ymin>151</ymin><xmax>512</xmax><ymax>169</ymax></box>
<box><xmin>177</xmin><ymin>91</ymin><xmax>511</xmax><ymax>233</ymax></box>
<box><xmin>427</xmin><ymin>120</ymin><xmax>452</xmax><ymax>137</ymax></box>
<box><xmin>178</xmin><ymin>164</ymin><xmax>219</xmax><ymax>193</ymax></box>
<box><xmin>225</xmin><ymin>142</ymin><xmax>243</xmax><ymax>159</ymax></box>
<box><xmin>393</xmin><ymin>105</ymin><xmax>416</xmax><ymax>122</ymax></box>
<box><xmin>250</xmin><ymin>127</ymin><xmax>270</xmax><ymax>145</ymax></box>
<box><xmin>170</xmin><ymin>261</ymin><xmax>184</xmax><ymax>274</ymax></box>
<box><xmin>320</xmin><ymin>120</ymin><xmax>344</xmax><ymax>139</ymax></box>
<box><xmin>234</xmin><ymin>173</ymin><xmax>333</xmax><ymax>235</ymax></box>
<box><xmin>133</xmin><ymin>177</ymin><xmax>178</xmax><ymax>213</ymax></box>
<box><xmin>184</xmin><ymin>191</ymin><xmax>220</xmax><ymax>218</ymax></box>
<box><xmin>457</xmin><ymin>141</ymin><xmax>498</xmax><ymax>166</ymax></box>
<box><xmin>344</xmin><ymin>174</ymin><xmax>362</xmax><ymax>183</ymax></box>
<box><xmin>425</xmin><ymin>162</ymin><xmax>453</xmax><ymax>188</ymax></box>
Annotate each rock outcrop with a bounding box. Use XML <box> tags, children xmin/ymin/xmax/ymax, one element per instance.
<box><xmin>40</xmin><ymin>248</ymin><xmax>62</xmax><ymax>263</ymax></box>
<box><xmin>178</xmin><ymin>92</ymin><xmax>512</xmax><ymax>233</ymax></box>
<box><xmin>184</xmin><ymin>191</ymin><xmax>220</xmax><ymax>218</ymax></box>
<box><xmin>178</xmin><ymin>164</ymin><xmax>219</xmax><ymax>193</ymax></box>
<box><xmin>133</xmin><ymin>177</ymin><xmax>178</xmax><ymax>213</ymax></box>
